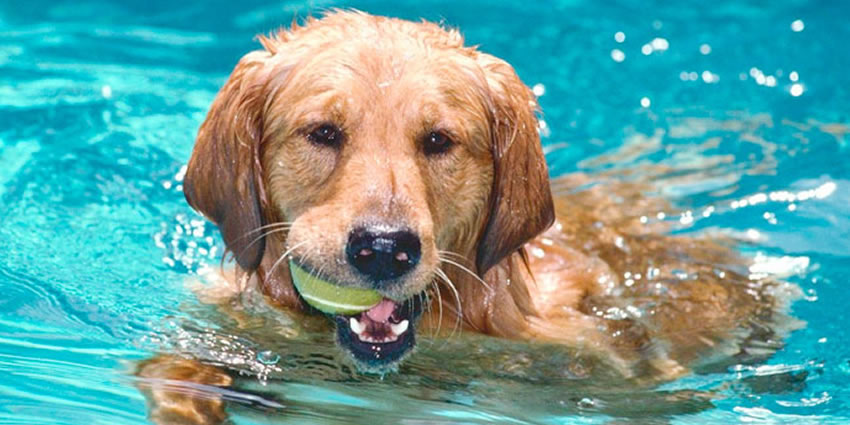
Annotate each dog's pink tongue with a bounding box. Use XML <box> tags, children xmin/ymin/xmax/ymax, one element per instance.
<box><xmin>365</xmin><ymin>299</ymin><xmax>396</xmax><ymax>323</ymax></box>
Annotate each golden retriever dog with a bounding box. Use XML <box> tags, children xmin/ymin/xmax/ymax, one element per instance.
<box><xmin>137</xmin><ymin>10</ymin><xmax>797</xmax><ymax>424</ymax></box>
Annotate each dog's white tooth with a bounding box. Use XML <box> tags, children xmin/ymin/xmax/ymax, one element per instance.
<box><xmin>349</xmin><ymin>317</ymin><xmax>365</xmax><ymax>335</ymax></box>
<box><xmin>391</xmin><ymin>320</ymin><xmax>409</xmax><ymax>335</ymax></box>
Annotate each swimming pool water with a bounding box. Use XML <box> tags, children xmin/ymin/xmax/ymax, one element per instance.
<box><xmin>1</xmin><ymin>0</ymin><xmax>849</xmax><ymax>423</ymax></box>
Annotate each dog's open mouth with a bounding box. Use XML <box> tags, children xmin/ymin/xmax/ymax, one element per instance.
<box><xmin>288</xmin><ymin>261</ymin><xmax>424</xmax><ymax>370</ymax></box>
<box><xmin>332</xmin><ymin>297</ymin><xmax>422</xmax><ymax>369</ymax></box>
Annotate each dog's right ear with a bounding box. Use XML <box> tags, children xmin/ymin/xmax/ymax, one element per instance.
<box><xmin>474</xmin><ymin>54</ymin><xmax>555</xmax><ymax>275</ymax></box>
<box><xmin>183</xmin><ymin>51</ymin><xmax>274</xmax><ymax>272</ymax></box>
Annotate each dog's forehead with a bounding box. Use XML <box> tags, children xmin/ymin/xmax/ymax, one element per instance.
<box><xmin>268</xmin><ymin>42</ymin><xmax>487</xmax><ymax>133</ymax></box>
<box><xmin>263</xmin><ymin>15</ymin><xmax>482</xmax><ymax>98</ymax></box>
<box><xmin>278</xmin><ymin>12</ymin><xmax>468</xmax><ymax>56</ymax></box>
<box><xmin>295</xmin><ymin>41</ymin><xmax>477</xmax><ymax>93</ymax></box>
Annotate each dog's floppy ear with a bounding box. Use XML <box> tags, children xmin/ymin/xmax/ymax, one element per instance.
<box><xmin>475</xmin><ymin>55</ymin><xmax>555</xmax><ymax>275</ymax></box>
<box><xmin>183</xmin><ymin>52</ymin><xmax>272</xmax><ymax>272</ymax></box>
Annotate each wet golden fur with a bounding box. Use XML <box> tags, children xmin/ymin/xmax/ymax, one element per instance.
<box><xmin>137</xmin><ymin>11</ymin><xmax>794</xmax><ymax>424</ymax></box>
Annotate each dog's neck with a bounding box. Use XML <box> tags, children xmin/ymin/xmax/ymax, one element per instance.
<box><xmin>423</xmin><ymin>251</ymin><xmax>538</xmax><ymax>338</ymax></box>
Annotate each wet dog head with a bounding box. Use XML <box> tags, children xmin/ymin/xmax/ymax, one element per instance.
<box><xmin>183</xmin><ymin>11</ymin><xmax>553</xmax><ymax>371</ymax></box>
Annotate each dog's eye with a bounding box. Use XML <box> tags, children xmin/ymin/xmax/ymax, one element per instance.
<box><xmin>307</xmin><ymin>124</ymin><xmax>343</xmax><ymax>147</ymax></box>
<box><xmin>423</xmin><ymin>131</ymin><xmax>453</xmax><ymax>155</ymax></box>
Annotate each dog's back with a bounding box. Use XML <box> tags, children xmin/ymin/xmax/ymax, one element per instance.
<box><xmin>519</xmin><ymin>174</ymin><xmax>801</xmax><ymax>379</ymax></box>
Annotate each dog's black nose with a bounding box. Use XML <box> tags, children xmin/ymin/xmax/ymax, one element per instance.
<box><xmin>346</xmin><ymin>227</ymin><xmax>421</xmax><ymax>283</ymax></box>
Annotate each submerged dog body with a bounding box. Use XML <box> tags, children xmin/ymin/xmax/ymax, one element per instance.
<box><xmin>138</xmin><ymin>10</ymin><xmax>795</xmax><ymax>423</ymax></box>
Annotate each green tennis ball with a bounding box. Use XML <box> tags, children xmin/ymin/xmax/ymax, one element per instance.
<box><xmin>289</xmin><ymin>261</ymin><xmax>382</xmax><ymax>315</ymax></box>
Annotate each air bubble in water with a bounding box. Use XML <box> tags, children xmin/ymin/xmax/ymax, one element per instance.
<box><xmin>577</xmin><ymin>397</ymin><xmax>596</xmax><ymax>409</ymax></box>
<box><xmin>257</xmin><ymin>350</ymin><xmax>280</xmax><ymax>365</ymax></box>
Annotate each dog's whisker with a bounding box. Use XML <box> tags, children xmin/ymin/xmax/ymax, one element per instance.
<box><xmin>312</xmin><ymin>249</ymin><xmax>327</xmax><ymax>289</ymax></box>
<box><xmin>303</xmin><ymin>246</ymin><xmax>324</xmax><ymax>278</ymax></box>
<box><xmin>236</xmin><ymin>222</ymin><xmax>294</xmax><ymax>242</ymax></box>
<box><xmin>422</xmin><ymin>280</ymin><xmax>452</xmax><ymax>350</ymax></box>
<box><xmin>238</xmin><ymin>226</ymin><xmax>293</xmax><ymax>258</ymax></box>
<box><xmin>432</xmin><ymin>280</ymin><xmax>444</xmax><ymax>341</ymax></box>
<box><xmin>438</xmin><ymin>256</ymin><xmax>493</xmax><ymax>292</ymax></box>
<box><xmin>265</xmin><ymin>240</ymin><xmax>311</xmax><ymax>282</ymax></box>
<box><xmin>435</xmin><ymin>268</ymin><xmax>462</xmax><ymax>341</ymax></box>
<box><xmin>418</xmin><ymin>290</ymin><xmax>437</xmax><ymax>345</ymax></box>
<box><xmin>436</xmin><ymin>249</ymin><xmax>468</xmax><ymax>260</ymax></box>
<box><xmin>248</xmin><ymin>221</ymin><xmax>295</xmax><ymax>233</ymax></box>
<box><xmin>418</xmin><ymin>291</ymin><xmax>430</xmax><ymax>337</ymax></box>
<box><xmin>230</xmin><ymin>223</ymin><xmax>294</xmax><ymax>264</ymax></box>
<box><xmin>420</xmin><ymin>284</ymin><xmax>433</xmax><ymax>340</ymax></box>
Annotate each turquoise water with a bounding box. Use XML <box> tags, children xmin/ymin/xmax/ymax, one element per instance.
<box><xmin>1</xmin><ymin>0</ymin><xmax>849</xmax><ymax>423</ymax></box>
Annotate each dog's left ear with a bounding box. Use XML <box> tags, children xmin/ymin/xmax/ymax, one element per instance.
<box><xmin>183</xmin><ymin>52</ymin><xmax>273</xmax><ymax>272</ymax></box>
<box><xmin>475</xmin><ymin>54</ymin><xmax>555</xmax><ymax>275</ymax></box>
